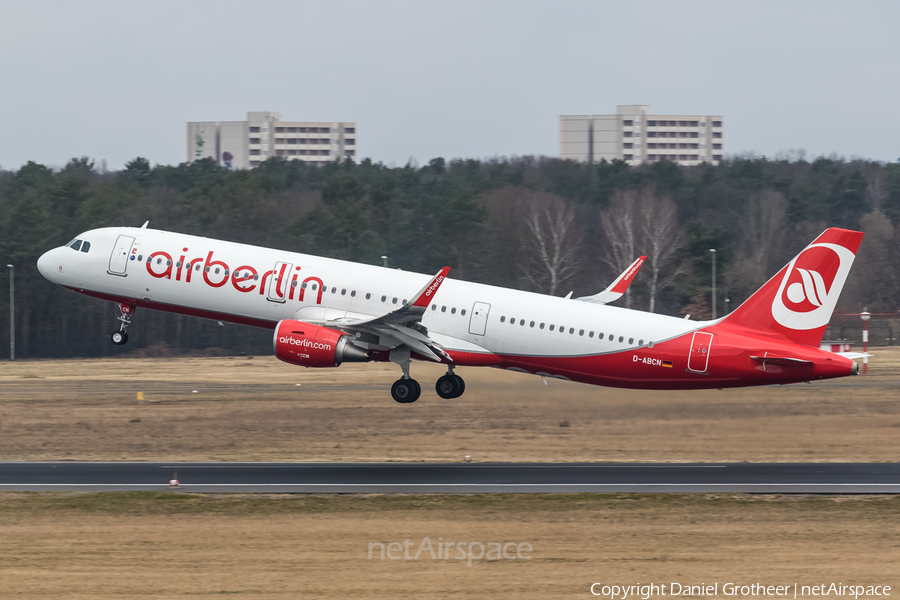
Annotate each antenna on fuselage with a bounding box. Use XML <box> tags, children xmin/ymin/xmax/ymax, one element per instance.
<box><xmin>141</xmin><ymin>221</ymin><xmax>149</xmax><ymax>229</ymax></box>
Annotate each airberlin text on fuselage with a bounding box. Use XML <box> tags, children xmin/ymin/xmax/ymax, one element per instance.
<box><xmin>144</xmin><ymin>249</ymin><xmax>326</xmax><ymax>304</ymax></box>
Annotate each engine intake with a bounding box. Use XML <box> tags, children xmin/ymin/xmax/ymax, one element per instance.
<box><xmin>274</xmin><ymin>319</ymin><xmax>369</xmax><ymax>368</ymax></box>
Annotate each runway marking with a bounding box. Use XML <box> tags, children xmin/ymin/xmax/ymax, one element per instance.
<box><xmin>0</xmin><ymin>483</ymin><xmax>897</xmax><ymax>487</ymax></box>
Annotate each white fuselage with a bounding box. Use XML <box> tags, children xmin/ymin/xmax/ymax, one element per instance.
<box><xmin>38</xmin><ymin>226</ymin><xmax>702</xmax><ymax>361</ymax></box>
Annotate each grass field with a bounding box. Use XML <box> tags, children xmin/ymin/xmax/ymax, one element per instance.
<box><xmin>0</xmin><ymin>348</ymin><xmax>898</xmax><ymax>462</ymax></box>
<box><xmin>0</xmin><ymin>492</ymin><xmax>897</xmax><ymax>598</ymax></box>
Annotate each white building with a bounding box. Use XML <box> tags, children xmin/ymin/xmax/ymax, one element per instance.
<box><xmin>560</xmin><ymin>105</ymin><xmax>723</xmax><ymax>167</ymax></box>
<box><xmin>187</xmin><ymin>111</ymin><xmax>356</xmax><ymax>169</ymax></box>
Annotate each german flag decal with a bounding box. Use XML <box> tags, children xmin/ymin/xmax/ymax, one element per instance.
<box><xmin>662</xmin><ymin>360</ymin><xmax>673</xmax><ymax>368</ymax></box>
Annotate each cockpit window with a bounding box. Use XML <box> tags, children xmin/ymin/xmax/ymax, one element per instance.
<box><xmin>70</xmin><ymin>240</ymin><xmax>82</xmax><ymax>251</ymax></box>
<box><xmin>81</xmin><ymin>241</ymin><xmax>91</xmax><ymax>253</ymax></box>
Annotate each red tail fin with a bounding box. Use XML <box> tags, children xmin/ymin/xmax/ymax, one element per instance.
<box><xmin>722</xmin><ymin>228</ymin><xmax>864</xmax><ymax>347</ymax></box>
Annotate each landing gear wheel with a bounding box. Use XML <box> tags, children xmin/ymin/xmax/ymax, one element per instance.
<box><xmin>392</xmin><ymin>378</ymin><xmax>421</xmax><ymax>404</ymax></box>
<box><xmin>436</xmin><ymin>374</ymin><xmax>462</xmax><ymax>399</ymax></box>
<box><xmin>453</xmin><ymin>374</ymin><xmax>466</xmax><ymax>397</ymax></box>
<box><xmin>111</xmin><ymin>331</ymin><xmax>128</xmax><ymax>345</ymax></box>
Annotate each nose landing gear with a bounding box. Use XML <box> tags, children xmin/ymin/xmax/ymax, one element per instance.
<box><xmin>111</xmin><ymin>303</ymin><xmax>135</xmax><ymax>345</ymax></box>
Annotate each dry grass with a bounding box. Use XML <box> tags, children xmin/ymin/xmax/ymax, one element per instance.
<box><xmin>0</xmin><ymin>348</ymin><xmax>897</xmax><ymax>462</ymax></box>
<box><xmin>0</xmin><ymin>492</ymin><xmax>897</xmax><ymax>598</ymax></box>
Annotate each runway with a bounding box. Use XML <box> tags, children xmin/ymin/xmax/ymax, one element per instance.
<box><xmin>0</xmin><ymin>462</ymin><xmax>897</xmax><ymax>493</ymax></box>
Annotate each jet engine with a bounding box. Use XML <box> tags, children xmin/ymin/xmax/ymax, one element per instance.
<box><xmin>273</xmin><ymin>319</ymin><xmax>369</xmax><ymax>367</ymax></box>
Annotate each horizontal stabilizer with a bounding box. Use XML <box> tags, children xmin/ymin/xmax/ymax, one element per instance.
<box><xmin>750</xmin><ymin>355</ymin><xmax>813</xmax><ymax>367</ymax></box>
<box><xmin>833</xmin><ymin>352</ymin><xmax>871</xmax><ymax>360</ymax></box>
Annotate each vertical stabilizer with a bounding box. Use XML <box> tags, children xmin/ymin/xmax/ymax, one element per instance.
<box><xmin>722</xmin><ymin>228</ymin><xmax>864</xmax><ymax>346</ymax></box>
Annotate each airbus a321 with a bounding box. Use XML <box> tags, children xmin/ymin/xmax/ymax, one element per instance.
<box><xmin>37</xmin><ymin>224</ymin><xmax>863</xmax><ymax>403</ymax></box>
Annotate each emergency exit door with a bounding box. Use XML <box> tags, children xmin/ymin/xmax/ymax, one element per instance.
<box><xmin>468</xmin><ymin>302</ymin><xmax>491</xmax><ymax>336</ymax></box>
<box><xmin>267</xmin><ymin>262</ymin><xmax>292</xmax><ymax>303</ymax></box>
<box><xmin>687</xmin><ymin>331</ymin><xmax>713</xmax><ymax>373</ymax></box>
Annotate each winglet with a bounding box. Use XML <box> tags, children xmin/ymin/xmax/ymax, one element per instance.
<box><xmin>411</xmin><ymin>267</ymin><xmax>451</xmax><ymax>308</ymax></box>
<box><xmin>575</xmin><ymin>255</ymin><xmax>646</xmax><ymax>304</ymax></box>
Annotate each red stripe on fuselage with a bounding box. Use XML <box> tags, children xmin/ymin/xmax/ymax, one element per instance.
<box><xmin>68</xmin><ymin>287</ymin><xmax>278</xmax><ymax>330</ymax></box>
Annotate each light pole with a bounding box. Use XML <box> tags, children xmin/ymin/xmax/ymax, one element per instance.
<box><xmin>6</xmin><ymin>264</ymin><xmax>13</xmax><ymax>361</ymax></box>
<box><xmin>381</xmin><ymin>255</ymin><xmax>388</xmax><ymax>268</ymax></box>
<box><xmin>709</xmin><ymin>249</ymin><xmax>716</xmax><ymax>319</ymax></box>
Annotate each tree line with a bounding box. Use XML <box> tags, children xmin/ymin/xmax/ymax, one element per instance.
<box><xmin>1</xmin><ymin>153</ymin><xmax>898</xmax><ymax>358</ymax></box>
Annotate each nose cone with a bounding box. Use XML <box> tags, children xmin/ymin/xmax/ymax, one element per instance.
<box><xmin>37</xmin><ymin>248</ymin><xmax>60</xmax><ymax>281</ymax></box>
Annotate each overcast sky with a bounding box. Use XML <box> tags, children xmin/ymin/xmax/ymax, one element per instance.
<box><xmin>1</xmin><ymin>0</ymin><xmax>898</xmax><ymax>170</ymax></box>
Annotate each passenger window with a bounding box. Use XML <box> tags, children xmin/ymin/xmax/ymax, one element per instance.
<box><xmin>530</xmin><ymin>321</ymin><xmax>535</xmax><ymax>327</ymax></box>
<box><xmin>381</xmin><ymin>295</ymin><xmax>387</xmax><ymax>302</ymax></box>
<box><xmin>540</xmin><ymin>323</ymin><xmax>545</xmax><ymax>329</ymax></box>
<box><xmin>618</xmin><ymin>336</ymin><xmax>624</xmax><ymax>342</ymax></box>
<box><xmin>510</xmin><ymin>317</ymin><xmax>515</xmax><ymax>324</ymax></box>
<box><xmin>569</xmin><ymin>328</ymin><xmax>574</xmax><ymax>334</ymax></box>
<box><xmin>629</xmin><ymin>338</ymin><xmax>634</xmax><ymax>344</ymax></box>
<box><xmin>609</xmin><ymin>334</ymin><xmax>614</xmax><ymax>341</ymax></box>
<box><xmin>579</xmin><ymin>329</ymin><xmax>584</xmax><ymax>336</ymax></box>
<box><xmin>341</xmin><ymin>289</ymin><xmax>346</xmax><ymax>295</ymax></box>
<box><xmin>138</xmin><ymin>255</ymin><xmax>143</xmax><ymax>262</ymax></box>
<box><xmin>589</xmin><ymin>331</ymin><xmax>594</xmax><ymax>338</ymax></box>
<box><xmin>292</xmin><ymin>281</ymin><xmax>298</xmax><ymax>287</ymax></box>
<box><xmin>431</xmin><ymin>304</ymin><xmax>437</xmax><ymax>311</ymax></box>
<box><xmin>560</xmin><ymin>327</ymin><xmax>566</xmax><ymax>334</ymax></box>
<box><xmin>403</xmin><ymin>299</ymin><xmax>407</xmax><ymax>305</ymax></box>
<box><xmin>392</xmin><ymin>297</ymin><xmax>398</xmax><ymax>304</ymax></box>
<box><xmin>214</xmin><ymin>267</ymin><xmax>220</xmax><ymax>274</ymax></box>
<box><xmin>301</xmin><ymin>282</ymin><xmax>307</xmax><ymax>288</ymax></box>
<box><xmin>310</xmin><ymin>283</ymin><xmax>316</xmax><ymax>289</ymax></box>
<box><xmin>549</xmin><ymin>324</ymin><xmax>554</xmax><ymax>331</ymax></box>
<box><xmin>71</xmin><ymin>240</ymin><xmax>82</xmax><ymax>251</ymax></box>
<box><xmin>176</xmin><ymin>261</ymin><xmax>182</xmax><ymax>268</ymax></box>
<box><xmin>224</xmin><ymin>269</ymin><xmax>228</xmax><ymax>275</ymax></box>
<box><xmin>332</xmin><ymin>287</ymin><xmax>337</xmax><ymax>293</ymax></box>
<box><xmin>442</xmin><ymin>306</ymin><xmax>447</xmax><ymax>313</ymax></box>
<box><xmin>500</xmin><ymin>316</ymin><xmax>506</xmax><ymax>323</ymax></box>
<box><xmin>648</xmin><ymin>341</ymin><xmax>654</xmax><ymax>348</ymax></box>
<box><xmin>254</xmin><ymin>274</ymin><xmax>259</xmax><ymax>281</ymax></box>
<box><xmin>638</xmin><ymin>339</ymin><xmax>644</xmax><ymax>346</ymax></box>
<box><xmin>598</xmin><ymin>332</ymin><xmax>603</xmax><ymax>339</ymax></box>
<box><xmin>461</xmin><ymin>309</ymin><xmax>466</xmax><ymax>316</ymax></box>
<box><xmin>81</xmin><ymin>242</ymin><xmax>91</xmax><ymax>253</ymax></box>
<box><xmin>196</xmin><ymin>264</ymin><xmax>202</xmax><ymax>271</ymax></box>
<box><xmin>351</xmin><ymin>290</ymin><xmax>356</xmax><ymax>297</ymax></box>
<box><xmin>204</xmin><ymin>266</ymin><xmax>209</xmax><ymax>272</ymax></box>
<box><xmin>451</xmin><ymin>308</ymin><xmax>456</xmax><ymax>314</ymax></box>
<box><xmin>365</xmin><ymin>293</ymin><xmax>371</xmax><ymax>299</ymax></box>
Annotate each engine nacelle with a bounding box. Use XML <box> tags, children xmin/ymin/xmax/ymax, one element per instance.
<box><xmin>274</xmin><ymin>319</ymin><xmax>369</xmax><ymax>368</ymax></box>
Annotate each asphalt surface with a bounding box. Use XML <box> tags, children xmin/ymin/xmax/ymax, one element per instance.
<box><xmin>0</xmin><ymin>462</ymin><xmax>897</xmax><ymax>493</ymax></box>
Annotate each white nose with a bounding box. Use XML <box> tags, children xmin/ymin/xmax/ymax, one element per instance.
<box><xmin>37</xmin><ymin>248</ymin><xmax>60</xmax><ymax>280</ymax></box>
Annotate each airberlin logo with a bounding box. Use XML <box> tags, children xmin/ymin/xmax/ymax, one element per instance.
<box><xmin>279</xmin><ymin>336</ymin><xmax>332</xmax><ymax>351</ymax></box>
<box><xmin>424</xmin><ymin>275</ymin><xmax>444</xmax><ymax>297</ymax></box>
<box><xmin>771</xmin><ymin>242</ymin><xmax>855</xmax><ymax>331</ymax></box>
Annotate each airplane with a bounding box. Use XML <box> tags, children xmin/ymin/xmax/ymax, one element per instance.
<box><xmin>37</xmin><ymin>224</ymin><xmax>862</xmax><ymax>403</ymax></box>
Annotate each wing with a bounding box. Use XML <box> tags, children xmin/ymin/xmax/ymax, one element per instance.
<box><xmin>574</xmin><ymin>255</ymin><xmax>646</xmax><ymax>305</ymax></box>
<box><xmin>293</xmin><ymin>267</ymin><xmax>453</xmax><ymax>362</ymax></box>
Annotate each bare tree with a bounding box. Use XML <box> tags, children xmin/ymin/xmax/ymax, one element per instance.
<box><xmin>725</xmin><ymin>190</ymin><xmax>788</xmax><ymax>303</ymax></box>
<box><xmin>600</xmin><ymin>190</ymin><xmax>639</xmax><ymax>307</ymax></box>
<box><xmin>636</xmin><ymin>188</ymin><xmax>684</xmax><ymax>313</ymax></box>
<box><xmin>520</xmin><ymin>192</ymin><xmax>584</xmax><ymax>296</ymax></box>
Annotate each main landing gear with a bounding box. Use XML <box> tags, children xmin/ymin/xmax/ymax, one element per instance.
<box><xmin>435</xmin><ymin>366</ymin><xmax>465</xmax><ymax>399</ymax></box>
<box><xmin>111</xmin><ymin>303</ymin><xmax>135</xmax><ymax>345</ymax></box>
<box><xmin>389</xmin><ymin>364</ymin><xmax>467</xmax><ymax>404</ymax></box>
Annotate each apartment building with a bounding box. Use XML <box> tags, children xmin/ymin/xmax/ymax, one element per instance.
<box><xmin>187</xmin><ymin>111</ymin><xmax>356</xmax><ymax>169</ymax></box>
<box><xmin>559</xmin><ymin>105</ymin><xmax>723</xmax><ymax>166</ymax></box>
